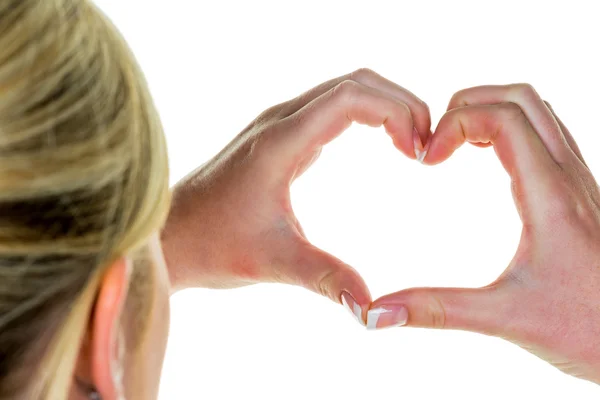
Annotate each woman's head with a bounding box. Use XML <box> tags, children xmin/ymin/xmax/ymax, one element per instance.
<box><xmin>0</xmin><ymin>0</ymin><xmax>172</xmax><ymax>398</ymax></box>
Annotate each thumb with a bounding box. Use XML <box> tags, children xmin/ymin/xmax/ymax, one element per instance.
<box><xmin>368</xmin><ymin>285</ymin><xmax>508</xmax><ymax>336</ymax></box>
<box><xmin>278</xmin><ymin>241</ymin><xmax>372</xmax><ymax>326</ymax></box>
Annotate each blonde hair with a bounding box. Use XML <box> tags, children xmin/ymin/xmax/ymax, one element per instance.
<box><xmin>0</xmin><ymin>0</ymin><xmax>171</xmax><ymax>398</ymax></box>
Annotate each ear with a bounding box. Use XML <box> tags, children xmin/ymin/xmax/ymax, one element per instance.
<box><xmin>90</xmin><ymin>256</ymin><xmax>132</xmax><ymax>400</ymax></box>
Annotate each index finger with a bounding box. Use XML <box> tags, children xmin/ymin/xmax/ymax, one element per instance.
<box><xmin>424</xmin><ymin>103</ymin><xmax>560</xmax><ymax>214</ymax></box>
<box><xmin>447</xmin><ymin>84</ymin><xmax>579</xmax><ymax>167</ymax></box>
<box><xmin>265</xmin><ymin>79</ymin><xmax>418</xmax><ymax>168</ymax></box>
<box><xmin>282</xmin><ymin>69</ymin><xmax>432</xmax><ymax>147</ymax></box>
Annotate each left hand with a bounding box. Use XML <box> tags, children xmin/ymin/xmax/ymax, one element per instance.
<box><xmin>160</xmin><ymin>68</ymin><xmax>431</xmax><ymax>323</ymax></box>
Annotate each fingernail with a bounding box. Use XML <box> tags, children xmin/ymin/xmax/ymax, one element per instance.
<box><xmin>341</xmin><ymin>291</ymin><xmax>365</xmax><ymax>326</ymax></box>
<box><xmin>413</xmin><ymin>127</ymin><xmax>426</xmax><ymax>163</ymax></box>
<box><xmin>366</xmin><ymin>305</ymin><xmax>408</xmax><ymax>330</ymax></box>
<box><xmin>419</xmin><ymin>138</ymin><xmax>432</xmax><ymax>164</ymax></box>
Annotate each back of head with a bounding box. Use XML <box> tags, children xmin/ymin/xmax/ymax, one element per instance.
<box><xmin>0</xmin><ymin>0</ymin><xmax>170</xmax><ymax>397</ymax></box>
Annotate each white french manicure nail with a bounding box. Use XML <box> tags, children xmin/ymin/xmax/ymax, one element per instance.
<box><xmin>367</xmin><ymin>307</ymin><xmax>386</xmax><ymax>330</ymax></box>
<box><xmin>413</xmin><ymin>127</ymin><xmax>426</xmax><ymax>163</ymax></box>
<box><xmin>419</xmin><ymin>137</ymin><xmax>432</xmax><ymax>164</ymax></box>
<box><xmin>341</xmin><ymin>291</ymin><xmax>365</xmax><ymax>326</ymax></box>
<box><xmin>367</xmin><ymin>306</ymin><xmax>408</xmax><ymax>330</ymax></box>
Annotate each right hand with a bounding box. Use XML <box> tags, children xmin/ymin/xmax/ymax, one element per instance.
<box><xmin>368</xmin><ymin>83</ymin><xmax>600</xmax><ymax>384</ymax></box>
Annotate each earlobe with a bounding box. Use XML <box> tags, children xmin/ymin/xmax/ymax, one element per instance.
<box><xmin>90</xmin><ymin>257</ymin><xmax>132</xmax><ymax>400</ymax></box>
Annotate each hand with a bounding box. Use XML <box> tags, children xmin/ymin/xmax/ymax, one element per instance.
<box><xmin>368</xmin><ymin>83</ymin><xmax>600</xmax><ymax>383</ymax></box>
<box><xmin>161</xmin><ymin>69</ymin><xmax>431</xmax><ymax>323</ymax></box>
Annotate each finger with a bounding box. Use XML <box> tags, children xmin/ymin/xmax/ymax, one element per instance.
<box><xmin>447</xmin><ymin>84</ymin><xmax>577</xmax><ymax>166</ymax></box>
<box><xmin>424</xmin><ymin>103</ymin><xmax>559</xmax><ymax>199</ymax></box>
<box><xmin>543</xmin><ymin>101</ymin><xmax>587</xmax><ymax>167</ymax></box>
<box><xmin>266</xmin><ymin>80</ymin><xmax>418</xmax><ymax>165</ymax></box>
<box><xmin>367</xmin><ymin>286</ymin><xmax>509</xmax><ymax>336</ymax></box>
<box><xmin>277</xmin><ymin>240</ymin><xmax>372</xmax><ymax>326</ymax></box>
<box><xmin>283</xmin><ymin>69</ymin><xmax>432</xmax><ymax>148</ymax></box>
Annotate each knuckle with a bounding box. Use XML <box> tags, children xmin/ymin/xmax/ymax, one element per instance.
<box><xmin>421</xmin><ymin>100</ymin><xmax>431</xmax><ymax>112</ymax></box>
<box><xmin>286</xmin><ymin>101</ymin><xmax>314</xmax><ymax>131</ymax></box>
<box><xmin>575</xmin><ymin>201</ymin><xmax>598</xmax><ymax>227</ymax></box>
<box><xmin>549</xmin><ymin>200</ymin><xmax>583</xmax><ymax>229</ymax></box>
<box><xmin>426</xmin><ymin>294</ymin><xmax>447</xmax><ymax>329</ymax></box>
<box><xmin>350</xmin><ymin>67</ymin><xmax>377</xmax><ymax>81</ymax></box>
<box><xmin>256</xmin><ymin>104</ymin><xmax>286</xmax><ymax>124</ymax></box>
<box><xmin>395</xmin><ymin>100</ymin><xmax>411</xmax><ymax>115</ymax></box>
<box><xmin>316</xmin><ymin>268</ymin><xmax>338</xmax><ymax>300</ymax></box>
<box><xmin>250</xmin><ymin>124</ymin><xmax>286</xmax><ymax>162</ymax></box>
<box><xmin>331</xmin><ymin>79</ymin><xmax>360</xmax><ymax>101</ymax></box>
<box><xmin>449</xmin><ymin>90</ymin><xmax>468</xmax><ymax>107</ymax></box>
<box><xmin>549</xmin><ymin>177</ymin><xmax>600</xmax><ymax>226</ymax></box>
<box><xmin>543</xmin><ymin>178</ymin><xmax>582</xmax><ymax>221</ymax></box>
<box><xmin>497</xmin><ymin>101</ymin><xmax>526</xmax><ymax>122</ymax></box>
<box><xmin>247</xmin><ymin>127</ymin><xmax>271</xmax><ymax>155</ymax></box>
<box><xmin>511</xmin><ymin>82</ymin><xmax>539</xmax><ymax>102</ymax></box>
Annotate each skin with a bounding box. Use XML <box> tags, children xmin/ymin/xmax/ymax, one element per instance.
<box><xmin>72</xmin><ymin>69</ymin><xmax>600</xmax><ymax>399</ymax></box>
<box><xmin>73</xmin><ymin>235</ymin><xmax>170</xmax><ymax>400</ymax></box>
<box><xmin>370</xmin><ymin>83</ymin><xmax>600</xmax><ymax>383</ymax></box>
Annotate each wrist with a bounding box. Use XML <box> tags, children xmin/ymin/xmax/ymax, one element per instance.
<box><xmin>160</xmin><ymin>181</ymin><xmax>214</xmax><ymax>293</ymax></box>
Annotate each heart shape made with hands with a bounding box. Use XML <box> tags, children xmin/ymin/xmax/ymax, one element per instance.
<box><xmin>167</xmin><ymin>69</ymin><xmax>599</xmax><ymax>383</ymax></box>
<box><xmin>275</xmin><ymin>71</ymin><xmax>588</xmax><ymax>338</ymax></box>
<box><xmin>197</xmin><ymin>68</ymin><xmax>597</xmax><ymax>384</ymax></box>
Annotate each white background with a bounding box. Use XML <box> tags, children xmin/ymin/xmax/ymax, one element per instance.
<box><xmin>95</xmin><ymin>1</ymin><xmax>600</xmax><ymax>398</ymax></box>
